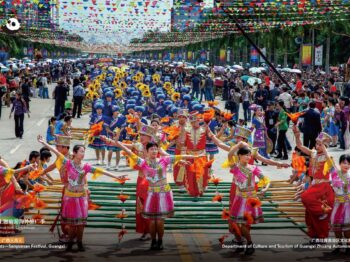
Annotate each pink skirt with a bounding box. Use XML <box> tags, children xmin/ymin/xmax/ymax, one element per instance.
<box><xmin>229</xmin><ymin>194</ymin><xmax>263</xmax><ymax>224</ymax></box>
<box><xmin>143</xmin><ymin>185</ymin><xmax>174</xmax><ymax>219</ymax></box>
<box><xmin>62</xmin><ymin>195</ymin><xmax>88</xmax><ymax>225</ymax></box>
<box><xmin>330</xmin><ymin>200</ymin><xmax>350</xmax><ymax>232</ymax></box>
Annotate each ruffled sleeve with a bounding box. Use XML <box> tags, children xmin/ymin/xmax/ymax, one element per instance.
<box><xmin>55</xmin><ymin>153</ymin><xmax>67</xmax><ymax>170</ymax></box>
<box><xmin>132</xmin><ymin>154</ymin><xmax>145</xmax><ymax>171</ymax></box>
<box><xmin>0</xmin><ymin>166</ymin><xmax>15</xmax><ymax>183</ymax></box>
<box><xmin>253</xmin><ymin>166</ymin><xmax>270</xmax><ymax>187</ymax></box>
<box><xmin>323</xmin><ymin>157</ymin><xmax>334</xmax><ymax>176</ymax></box>
<box><xmin>330</xmin><ymin>170</ymin><xmax>343</xmax><ymax>188</ymax></box>
<box><xmin>85</xmin><ymin>164</ymin><xmax>104</xmax><ymax>180</ymax></box>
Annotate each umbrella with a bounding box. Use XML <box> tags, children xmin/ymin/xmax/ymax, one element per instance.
<box><xmin>249</xmin><ymin>67</ymin><xmax>262</xmax><ymax>74</ymax></box>
<box><xmin>290</xmin><ymin>69</ymin><xmax>302</xmax><ymax>74</ymax></box>
<box><xmin>247</xmin><ymin>77</ymin><xmax>262</xmax><ymax>86</ymax></box>
<box><xmin>0</xmin><ymin>63</ymin><xmax>8</xmax><ymax>72</ymax></box>
<box><xmin>282</xmin><ymin>68</ymin><xmax>291</xmax><ymax>72</ymax></box>
<box><xmin>233</xmin><ymin>64</ymin><xmax>244</xmax><ymax>70</ymax></box>
<box><xmin>213</xmin><ymin>66</ymin><xmax>225</xmax><ymax>73</ymax></box>
<box><xmin>241</xmin><ymin>75</ymin><xmax>250</xmax><ymax>81</ymax></box>
<box><xmin>229</xmin><ymin>69</ymin><xmax>236</xmax><ymax>73</ymax></box>
<box><xmin>196</xmin><ymin>64</ymin><xmax>208</xmax><ymax>71</ymax></box>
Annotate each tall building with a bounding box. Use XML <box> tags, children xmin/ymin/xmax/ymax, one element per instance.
<box><xmin>171</xmin><ymin>0</ymin><xmax>213</xmax><ymax>32</ymax></box>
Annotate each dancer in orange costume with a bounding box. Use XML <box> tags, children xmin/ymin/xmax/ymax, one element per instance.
<box><xmin>293</xmin><ymin>126</ymin><xmax>335</xmax><ymax>243</ymax></box>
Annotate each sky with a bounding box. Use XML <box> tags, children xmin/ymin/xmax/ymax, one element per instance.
<box><xmin>58</xmin><ymin>0</ymin><xmax>214</xmax><ymax>45</ymax></box>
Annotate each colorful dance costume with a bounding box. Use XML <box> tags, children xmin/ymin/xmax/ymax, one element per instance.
<box><xmin>132</xmin><ymin>143</ymin><xmax>150</xmax><ymax>234</ymax></box>
<box><xmin>173</xmin><ymin>124</ymin><xmax>188</xmax><ymax>187</ymax></box>
<box><xmin>0</xmin><ymin>166</ymin><xmax>16</xmax><ymax>235</ymax></box>
<box><xmin>252</xmin><ymin>116</ymin><xmax>269</xmax><ymax>159</ymax></box>
<box><xmin>134</xmin><ymin>155</ymin><xmax>175</xmax><ymax>219</ymax></box>
<box><xmin>229</xmin><ymin>164</ymin><xmax>268</xmax><ymax>224</ymax></box>
<box><xmin>206</xmin><ymin>120</ymin><xmax>219</xmax><ymax>155</ymax></box>
<box><xmin>46</xmin><ymin>124</ymin><xmax>56</xmax><ymax>145</ymax></box>
<box><xmin>185</xmin><ymin>126</ymin><xmax>209</xmax><ymax>197</ymax></box>
<box><xmin>55</xmin><ymin>155</ymin><xmax>102</xmax><ymax>225</ymax></box>
<box><xmin>88</xmin><ymin>113</ymin><xmax>107</xmax><ymax>150</ymax></box>
<box><xmin>106</xmin><ymin>115</ymin><xmax>125</xmax><ymax>152</ymax></box>
<box><xmin>330</xmin><ymin>169</ymin><xmax>350</xmax><ymax>232</ymax></box>
<box><xmin>301</xmin><ymin>153</ymin><xmax>335</xmax><ymax>239</ymax></box>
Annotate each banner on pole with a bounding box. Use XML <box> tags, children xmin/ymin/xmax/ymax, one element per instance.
<box><xmin>219</xmin><ymin>49</ymin><xmax>226</xmax><ymax>63</ymax></box>
<box><xmin>314</xmin><ymin>45</ymin><xmax>323</xmax><ymax>66</ymax></box>
<box><xmin>260</xmin><ymin>47</ymin><xmax>266</xmax><ymax>64</ymax></box>
<box><xmin>302</xmin><ymin>44</ymin><xmax>312</xmax><ymax>65</ymax></box>
<box><xmin>200</xmin><ymin>50</ymin><xmax>206</xmax><ymax>61</ymax></box>
<box><xmin>250</xmin><ymin>47</ymin><xmax>259</xmax><ymax>64</ymax></box>
<box><xmin>227</xmin><ymin>49</ymin><xmax>231</xmax><ymax>63</ymax></box>
<box><xmin>187</xmin><ymin>51</ymin><xmax>193</xmax><ymax>61</ymax></box>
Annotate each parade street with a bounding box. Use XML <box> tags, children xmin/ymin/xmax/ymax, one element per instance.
<box><xmin>0</xmin><ymin>84</ymin><xmax>348</xmax><ymax>262</ymax></box>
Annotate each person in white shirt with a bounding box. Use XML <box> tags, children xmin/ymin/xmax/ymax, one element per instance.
<box><xmin>278</xmin><ymin>86</ymin><xmax>293</xmax><ymax>111</ymax></box>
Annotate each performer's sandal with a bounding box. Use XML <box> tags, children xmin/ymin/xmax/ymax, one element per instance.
<box><xmin>245</xmin><ymin>242</ymin><xmax>255</xmax><ymax>256</ymax></box>
<box><xmin>65</xmin><ymin>242</ymin><xmax>74</xmax><ymax>252</ymax></box>
<box><xmin>77</xmin><ymin>242</ymin><xmax>85</xmax><ymax>252</ymax></box>
<box><xmin>234</xmin><ymin>241</ymin><xmax>244</xmax><ymax>253</ymax></box>
<box><xmin>150</xmin><ymin>239</ymin><xmax>157</xmax><ymax>250</ymax></box>
<box><xmin>157</xmin><ymin>239</ymin><xmax>164</xmax><ymax>250</ymax></box>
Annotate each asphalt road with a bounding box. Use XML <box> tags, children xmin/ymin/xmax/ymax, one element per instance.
<box><xmin>0</xmin><ymin>84</ymin><xmax>349</xmax><ymax>261</ymax></box>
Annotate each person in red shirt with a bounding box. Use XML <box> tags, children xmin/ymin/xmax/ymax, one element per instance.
<box><xmin>295</xmin><ymin>74</ymin><xmax>303</xmax><ymax>94</ymax></box>
<box><xmin>328</xmin><ymin>78</ymin><xmax>337</xmax><ymax>93</ymax></box>
<box><xmin>0</xmin><ymin>72</ymin><xmax>7</xmax><ymax>119</ymax></box>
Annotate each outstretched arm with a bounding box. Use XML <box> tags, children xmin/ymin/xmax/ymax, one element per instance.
<box><xmin>255</xmin><ymin>153</ymin><xmax>289</xmax><ymax>168</ymax></box>
<box><xmin>292</xmin><ymin>125</ymin><xmax>312</xmax><ymax>156</ymax></box>
<box><xmin>228</xmin><ymin>141</ymin><xmax>247</xmax><ymax>160</ymax></box>
<box><xmin>207</xmin><ymin>128</ymin><xmax>230</xmax><ymax>151</ymax></box>
<box><xmin>37</xmin><ymin>135</ymin><xmax>62</xmax><ymax>157</ymax></box>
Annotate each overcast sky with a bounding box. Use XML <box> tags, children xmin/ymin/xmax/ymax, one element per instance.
<box><xmin>58</xmin><ymin>0</ymin><xmax>214</xmax><ymax>44</ymax></box>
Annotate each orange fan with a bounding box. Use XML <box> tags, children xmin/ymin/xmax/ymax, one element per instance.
<box><xmin>286</xmin><ymin>111</ymin><xmax>305</xmax><ymax>125</ymax></box>
<box><xmin>32</xmin><ymin>184</ymin><xmax>46</xmax><ymax>194</ymax></box>
<box><xmin>207</xmin><ymin>101</ymin><xmax>219</xmax><ymax>107</ymax></box>
<box><xmin>116</xmin><ymin>213</ymin><xmax>128</xmax><ymax>219</ymax></box>
<box><xmin>114</xmin><ymin>177</ymin><xmax>130</xmax><ymax>185</ymax></box>
<box><xmin>88</xmin><ymin>201</ymin><xmax>101</xmax><ymax>210</ymax></box>
<box><xmin>18</xmin><ymin>160</ymin><xmax>28</xmax><ymax>178</ymax></box>
<box><xmin>203</xmin><ymin>108</ymin><xmax>215</xmax><ymax>124</ymax></box>
<box><xmin>29</xmin><ymin>170</ymin><xmax>42</xmax><ymax>180</ymax></box>
<box><xmin>212</xmin><ymin>193</ymin><xmax>223</xmax><ymax>202</ymax></box>
<box><xmin>161</xmin><ymin>117</ymin><xmax>170</xmax><ymax>123</ymax></box>
<box><xmin>244</xmin><ymin>212</ymin><xmax>254</xmax><ymax>225</ymax></box>
<box><xmin>163</xmin><ymin>126</ymin><xmax>181</xmax><ymax>140</ymax></box>
<box><xmin>125</xmin><ymin>127</ymin><xmax>138</xmax><ymax>137</ymax></box>
<box><xmin>90</xmin><ymin>122</ymin><xmax>104</xmax><ymax>136</ymax></box>
<box><xmin>210</xmin><ymin>177</ymin><xmax>222</xmax><ymax>186</ymax></box>
<box><xmin>291</xmin><ymin>152</ymin><xmax>307</xmax><ymax>177</ymax></box>
<box><xmin>16</xmin><ymin>192</ymin><xmax>36</xmax><ymax>209</ymax></box>
<box><xmin>32</xmin><ymin>213</ymin><xmax>44</xmax><ymax>224</ymax></box>
<box><xmin>223</xmin><ymin>112</ymin><xmax>234</xmax><ymax>121</ymax></box>
<box><xmin>34</xmin><ymin>199</ymin><xmax>47</xmax><ymax>210</ymax></box>
<box><xmin>126</xmin><ymin>115</ymin><xmax>138</xmax><ymax>123</ymax></box>
<box><xmin>221</xmin><ymin>208</ymin><xmax>230</xmax><ymax>220</ymax></box>
<box><xmin>117</xmin><ymin>194</ymin><xmax>130</xmax><ymax>203</ymax></box>
<box><xmin>247</xmin><ymin>198</ymin><xmax>262</xmax><ymax>208</ymax></box>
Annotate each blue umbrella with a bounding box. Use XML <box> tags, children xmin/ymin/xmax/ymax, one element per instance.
<box><xmin>241</xmin><ymin>75</ymin><xmax>250</xmax><ymax>81</ymax></box>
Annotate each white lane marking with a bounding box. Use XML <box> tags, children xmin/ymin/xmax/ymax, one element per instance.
<box><xmin>10</xmin><ymin>144</ymin><xmax>22</xmax><ymax>154</ymax></box>
<box><xmin>37</xmin><ymin>118</ymin><xmax>46</xmax><ymax>126</ymax></box>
